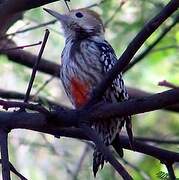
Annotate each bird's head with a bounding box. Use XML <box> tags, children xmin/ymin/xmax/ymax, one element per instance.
<box><xmin>44</xmin><ymin>8</ymin><xmax>105</xmax><ymax>40</ymax></box>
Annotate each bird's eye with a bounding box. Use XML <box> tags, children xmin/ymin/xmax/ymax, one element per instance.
<box><xmin>75</xmin><ymin>12</ymin><xmax>83</xmax><ymax>18</ymax></box>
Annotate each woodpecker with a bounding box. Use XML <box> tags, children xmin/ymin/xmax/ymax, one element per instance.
<box><xmin>44</xmin><ymin>8</ymin><xmax>133</xmax><ymax>176</ymax></box>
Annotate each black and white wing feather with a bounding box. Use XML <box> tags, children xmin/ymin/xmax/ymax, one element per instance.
<box><xmin>92</xmin><ymin>40</ymin><xmax>133</xmax><ymax>176</ymax></box>
<box><xmin>96</xmin><ymin>40</ymin><xmax>129</xmax><ymax>102</ymax></box>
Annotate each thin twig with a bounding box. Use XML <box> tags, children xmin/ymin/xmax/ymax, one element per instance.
<box><xmin>0</xmin><ymin>89</ymin><xmax>59</xmax><ymax>107</ymax></box>
<box><xmin>25</xmin><ymin>16</ymin><xmax>62</xmax><ymax>36</ymax></box>
<box><xmin>0</xmin><ymin>99</ymin><xmax>50</xmax><ymax>115</ymax></box>
<box><xmin>104</xmin><ymin>1</ymin><xmax>126</xmax><ymax>27</ymax></box>
<box><xmin>122</xmin><ymin>158</ymin><xmax>150</xmax><ymax>180</ymax></box>
<box><xmin>32</xmin><ymin>76</ymin><xmax>55</xmax><ymax>98</ymax></box>
<box><xmin>86</xmin><ymin>0</ymin><xmax>107</xmax><ymax>8</ymax></box>
<box><xmin>0</xmin><ymin>129</ymin><xmax>11</xmax><ymax>180</ymax></box>
<box><xmin>72</xmin><ymin>144</ymin><xmax>90</xmax><ymax>180</ymax></box>
<box><xmin>1</xmin><ymin>20</ymin><xmax>57</xmax><ymax>39</ymax></box>
<box><xmin>165</xmin><ymin>163</ymin><xmax>176</xmax><ymax>180</ymax></box>
<box><xmin>123</xmin><ymin>14</ymin><xmax>179</xmax><ymax>73</ymax></box>
<box><xmin>0</xmin><ymin>39</ymin><xmax>60</xmax><ymax>77</ymax></box>
<box><xmin>0</xmin><ymin>41</ymin><xmax>42</xmax><ymax>51</ymax></box>
<box><xmin>64</xmin><ymin>0</ymin><xmax>70</xmax><ymax>11</ymax></box>
<box><xmin>151</xmin><ymin>45</ymin><xmax>179</xmax><ymax>53</ymax></box>
<box><xmin>158</xmin><ymin>80</ymin><xmax>178</xmax><ymax>89</ymax></box>
<box><xmin>40</xmin><ymin>134</ymin><xmax>73</xmax><ymax>175</ymax></box>
<box><xmin>136</xmin><ymin>137</ymin><xmax>179</xmax><ymax>144</ymax></box>
<box><xmin>0</xmin><ymin>160</ymin><xmax>28</xmax><ymax>180</ymax></box>
<box><xmin>24</xmin><ymin>29</ymin><xmax>50</xmax><ymax>103</ymax></box>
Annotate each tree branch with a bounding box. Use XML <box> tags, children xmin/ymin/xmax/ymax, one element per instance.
<box><xmin>0</xmin><ymin>88</ymin><xmax>59</xmax><ymax>106</ymax></box>
<box><xmin>1</xmin><ymin>88</ymin><xmax>179</xmax><ymax>128</ymax></box>
<box><xmin>0</xmin><ymin>160</ymin><xmax>28</xmax><ymax>180</ymax></box>
<box><xmin>0</xmin><ymin>110</ymin><xmax>179</xmax><ymax>173</ymax></box>
<box><xmin>89</xmin><ymin>88</ymin><xmax>179</xmax><ymax>122</ymax></box>
<box><xmin>72</xmin><ymin>145</ymin><xmax>90</xmax><ymax>180</ymax></box>
<box><xmin>128</xmin><ymin>87</ymin><xmax>179</xmax><ymax>113</ymax></box>
<box><xmin>120</xmin><ymin>136</ymin><xmax>179</xmax><ymax>163</ymax></box>
<box><xmin>0</xmin><ymin>0</ymin><xmax>61</xmax><ymax>33</ymax></box>
<box><xmin>84</xmin><ymin>0</ymin><xmax>179</xmax><ymax>107</ymax></box>
<box><xmin>0</xmin><ymin>39</ymin><xmax>59</xmax><ymax>76</ymax></box>
<box><xmin>2</xmin><ymin>20</ymin><xmax>57</xmax><ymax>39</ymax></box>
<box><xmin>38</xmin><ymin>128</ymin><xmax>179</xmax><ymax>164</ymax></box>
<box><xmin>165</xmin><ymin>163</ymin><xmax>176</xmax><ymax>180</ymax></box>
<box><xmin>0</xmin><ymin>129</ymin><xmax>11</xmax><ymax>180</ymax></box>
<box><xmin>123</xmin><ymin>13</ymin><xmax>179</xmax><ymax>73</ymax></box>
<box><xmin>24</xmin><ymin>29</ymin><xmax>49</xmax><ymax>103</ymax></box>
<box><xmin>135</xmin><ymin>137</ymin><xmax>179</xmax><ymax>145</ymax></box>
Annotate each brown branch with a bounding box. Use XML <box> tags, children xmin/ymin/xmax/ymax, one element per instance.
<box><xmin>0</xmin><ymin>0</ymin><xmax>60</xmax><ymax>32</ymax></box>
<box><xmin>1</xmin><ymin>88</ymin><xmax>179</xmax><ymax>127</ymax></box>
<box><xmin>0</xmin><ymin>39</ymin><xmax>59</xmax><ymax>76</ymax></box>
<box><xmin>40</xmin><ymin>128</ymin><xmax>179</xmax><ymax>166</ymax></box>
<box><xmin>54</xmin><ymin>129</ymin><xmax>179</xmax><ymax>165</ymax></box>
<box><xmin>0</xmin><ymin>99</ymin><xmax>50</xmax><ymax>115</ymax></box>
<box><xmin>0</xmin><ymin>160</ymin><xmax>28</xmax><ymax>180</ymax></box>
<box><xmin>0</xmin><ymin>111</ymin><xmax>179</xmax><ymax>172</ymax></box>
<box><xmin>64</xmin><ymin>0</ymin><xmax>71</xmax><ymax>11</ymax></box>
<box><xmin>158</xmin><ymin>80</ymin><xmax>178</xmax><ymax>89</ymax></box>
<box><xmin>0</xmin><ymin>88</ymin><xmax>179</xmax><ymax>176</ymax></box>
<box><xmin>0</xmin><ymin>89</ymin><xmax>59</xmax><ymax>106</ymax></box>
<box><xmin>89</xmin><ymin>88</ymin><xmax>179</xmax><ymax>122</ymax></box>
<box><xmin>0</xmin><ymin>12</ymin><xmax>23</xmax><ymax>35</ymax></box>
<box><xmin>165</xmin><ymin>163</ymin><xmax>176</xmax><ymax>180</ymax></box>
<box><xmin>0</xmin><ymin>41</ymin><xmax>42</xmax><ymax>51</ymax></box>
<box><xmin>0</xmin><ymin>0</ymin><xmax>63</xmax><ymax>34</ymax></box>
<box><xmin>120</xmin><ymin>136</ymin><xmax>179</xmax><ymax>164</ymax></box>
<box><xmin>1</xmin><ymin>20</ymin><xmax>57</xmax><ymax>39</ymax></box>
<box><xmin>127</xmin><ymin>87</ymin><xmax>179</xmax><ymax>113</ymax></box>
<box><xmin>123</xmin><ymin>13</ymin><xmax>179</xmax><ymax>73</ymax></box>
<box><xmin>0</xmin><ymin>129</ymin><xmax>11</xmax><ymax>180</ymax></box>
<box><xmin>72</xmin><ymin>145</ymin><xmax>90</xmax><ymax>180</ymax></box>
<box><xmin>135</xmin><ymin>137</ymin><xmax>179</xmax><ymax>145</ymax></box>
<box><xmin>84</xmin><ymin>0</ymin><xmax>179</xmax><ymax>107</ymax></box>
<box><xmin>24</xmin><ymin>29</ymin><xmax>50</xmax><ymax>103</ymax></box>
<box><xmin>121</xmin><ymin>158</ymin><xmax>149</xmax><ymax>179</ymax></box>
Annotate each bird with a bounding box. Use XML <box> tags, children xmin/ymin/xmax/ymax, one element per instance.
<box><xmin>44</xmin><ymin>8</ymin><xmax>133</xmax><ymax>176</ymax></box>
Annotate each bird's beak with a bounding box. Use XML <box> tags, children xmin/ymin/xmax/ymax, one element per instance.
<box><xmin>43</xmin><ymin>8</ymin><xmax>69</xmax><ymax>23</ymax></box>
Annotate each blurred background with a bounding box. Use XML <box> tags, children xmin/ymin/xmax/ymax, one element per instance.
<box><xmin>0</xmin><ymin>0</ymin><xmax>179</xmax><ymax>179</ymax></box>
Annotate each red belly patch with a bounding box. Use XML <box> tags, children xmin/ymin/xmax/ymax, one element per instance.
<box><xmin>70</xmin><ymin>77</ymin><xmax>90</xmax><ymax>108</ymax></box>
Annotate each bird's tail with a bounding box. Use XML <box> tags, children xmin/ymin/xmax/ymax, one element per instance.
<box><xmin>93</xmin><ymin>148</ymin><xmax>104</xmax><ymax>177</ymax></box>
<box><xmin>111</xmin><ymin>133</ymin><xmax>124</xmax><ymax>158</ymax></box>
<box><xmin>92</xmin><ymin>134</ymin><xmax>124</xmax><ymax>177</ymax></box>
<box><xmin>112</xmin><ymin>116</ymin><xmax>134</xmax><ymax>156</ymax></box>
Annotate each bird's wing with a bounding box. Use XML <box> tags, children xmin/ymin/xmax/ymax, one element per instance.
<box><xmin>95</xmin><ymin>40</ymin><xmax>129</xmax><ymax>102</ymax></box>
